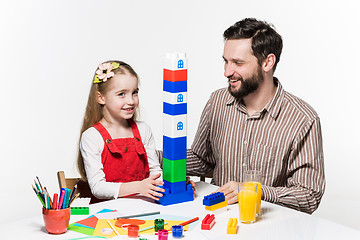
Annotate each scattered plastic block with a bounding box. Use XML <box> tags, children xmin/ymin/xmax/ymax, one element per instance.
<box><xmin>201</xmin><ymin>214</ymin><xmax>215</xmax><ymax>230</ymax></box>
<box><xmin>205</xmin><ymin>200</ymin><xmax>228</xmax><ymax>211</ymax></box>
<box><xmin>71</xmin><ymin>207</ymin><xmax>89</xmax><ymax>215</ymax></box>
<box><xmin>203</xmin><ymin>192</ymin><xmax>225</xmax><ymax>206</ymax></box>
<box><xmin>227</xmin><ymin>218</ymin><xmax>238</xmax><ymax>234</ymax></box>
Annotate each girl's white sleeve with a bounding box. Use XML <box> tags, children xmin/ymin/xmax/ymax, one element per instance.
<box><xmin>80</xmin><ymin>127</ymin><xmax>121</xmax><ymax>199</ymax></box>
<box><xmin>137</xmin><ymin>121</ymin><xmax>163</xmax><ymax>178</ymax></box>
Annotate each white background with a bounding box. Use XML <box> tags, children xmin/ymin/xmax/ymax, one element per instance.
<box><xmin>0</xmin><ymin>0</ymin><xmax>359</xmax><ymax>231</ymax></box>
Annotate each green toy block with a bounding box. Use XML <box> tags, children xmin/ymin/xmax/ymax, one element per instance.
<box><xmin>162</xmin><ymin>158</ymin><xmax>186</xmax><ymax>182</ymax></box>
<box><xmin>71</xmin><ymin>207</ymin><xmax>89</xmax><ymax>215</ymax></box>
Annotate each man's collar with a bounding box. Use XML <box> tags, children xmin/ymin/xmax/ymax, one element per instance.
<box><xmin>263</xmin><ymin>77</ymin><xmax>284</xmax><ymax>119</ymax></box>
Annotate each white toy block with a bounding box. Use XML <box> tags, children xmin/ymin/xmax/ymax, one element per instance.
<box><xmin>163</xmin><ymin>91</ymin><xmax>187</xmax><ymax>105</ymax></box>
<box><xmin>164</xmin><ymin>52</ymin><xmax>188</xmax><ymax>70</ymax></box>
<box><xmin>163</xmin><ymin>113</ymin><xmax>187</xmax><ymax>138</ymax></box>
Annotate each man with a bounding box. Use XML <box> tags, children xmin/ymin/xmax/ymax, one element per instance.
<box><xmin>187</xmin><ymin>18</ymin><xmax>325</xmax><ymax>214</ymax></box>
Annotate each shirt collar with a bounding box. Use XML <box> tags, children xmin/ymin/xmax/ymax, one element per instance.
<box><xmin>264</xmin><ymin>77</ymin><xmax>284</xmax><ymax>119</ymax></box>
<box><xmin>225</xmin><ymin>77</ymin><xmax>285</xmax><ymax>119</ymax></box>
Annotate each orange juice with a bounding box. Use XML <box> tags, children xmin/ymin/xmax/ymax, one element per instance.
<box><xmin>245</xmin><ymin>182</ymin><xmax>262</xmax><ymax>215</ymax></box>
<box><xmin>238</xmin><ymin>188</ymin><xmax>257</xmax><ymax>223</ymax></box>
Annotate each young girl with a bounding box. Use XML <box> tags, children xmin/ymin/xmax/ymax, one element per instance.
<box><xmin>77</xmin><ymin>60</ymin><xmax>164</xmax><ymax>203</ymax></box>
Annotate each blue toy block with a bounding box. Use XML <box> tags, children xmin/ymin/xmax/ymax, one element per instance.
<box><xmin>156</xmin><ymin>184</ymin><xmax>194</xmax><ymax>206</ymax></box>
<box><xmin>163</xmin><ymin>136</ymin><xmax>186</xmax><ymax>160</ymax></box>
<box><xmin>162</xmin><ymin>158</ymin><xmax>186</xmax><ymax>182</ymax></box>
<box><xmin>163</xmin><ymin>180</ymin><xmax>186</xmax><ymax>194</ymax></box>
<box><xmin>163</xmin><ymin>102</ymin><xmax>187</xmax><ymax>115</ymax></box>
<box><xmin>203</xmin><ymin>192</ymin><xmax>225</xmax><ymax>206</ymax></box>
<box><xmin>163</xmin><ymin>80</ymin><xmax>187</xmax><ymax>93</ymax></box>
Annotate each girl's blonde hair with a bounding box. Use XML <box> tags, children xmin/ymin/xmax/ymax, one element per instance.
<box><xmin>77</xmin><ymin>60</ymin><xmax>139</xmax><ymax>180</ymax></box>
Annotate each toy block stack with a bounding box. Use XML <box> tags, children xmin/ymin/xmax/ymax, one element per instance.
<box><xmin>156</xmin><ymin>52</ymin><xmax>194</xmax><ymax>206</ymax></box>
<box><xmin>203</xmin><ymin>192</ymin><xmax>228</xmax><ymax>211</ymax></box>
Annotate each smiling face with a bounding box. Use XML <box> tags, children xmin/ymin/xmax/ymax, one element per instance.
<box><xmin>97</xmin><ymin>71</ymin><xmax>139</xmax><ymax>124</ymax></box>
<box><xmin>223</xmin><ymin>39</ymin><xmax>264</xmax><ymax>99</ymax></box>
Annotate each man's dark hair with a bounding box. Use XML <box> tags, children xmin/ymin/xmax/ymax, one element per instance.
<box><xmin>223</xmin><ymin>18</ymin><xmax>283</xmax><ymax>72</ymax></box>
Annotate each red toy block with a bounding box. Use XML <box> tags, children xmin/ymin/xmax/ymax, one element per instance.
<box><xmin>201</xmin><ymin>214</ymin><xmax>215</xmax><ymax>230</ymax></box>
<box><xmin>163</xmin><ymin>69</ymin><xmax>187</xmax><ymax>82</ymax></box>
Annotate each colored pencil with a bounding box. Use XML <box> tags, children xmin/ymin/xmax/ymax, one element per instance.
<box><xmin>114</xmin><ymin>211</ymin><xmax>161</xmax><ymax>220</ymax></box>
<box><xmin>61</xmin><ymin>188</ymin><xmax>68</xmax><ymax>209</ymax></box>
<box><xmin>34</xmin><ymin>180</ymin><xmax>42</xmax><ymax>194</ymax></box>
<box><xmin>32</xmin><ymin>185</ymin><xmax>46</xmax><ymax>208</ymax></box>
<box><xmin>65</xmin><ymin>188</ymin><xmax>71</xmax><ymax>208</ymax></box>
<box><xmin>107</xmin><ymin>220</ymin><xmax>120</xmax><ymax>236</ymax></box>
<box><xmin>58</xmin><ymin>189</ymin><xmax>65</xmax><ymax>209</ymax></box>
<box><xmin>69</xmin><ymin>192</ymin><xmax>80</xmax><ymax>206</ymax></box>
<box><xmin>53</xmin><ymin>193</ymin><xmax>58</xmax><ymax>210</ymax></box>
<box><xmin>179</xmin><ymin>217</ymin><xmax>199</xmax><ymax>226</ymax></box>
<box><xmin>69</xmin><ymin>184</ymin><xmax>77</xmax><ymax>203</ymax></box>
<box><xmin>44</xmin><ymin>187</ymin><xmax>52</xmax><ymax>209</ymax></box>
<box><xmin>139</xmin><ymin>222</ymin><xmax>168</xmax><ymax>233</ymax></box>
<box><xmin>36</xmin><ymin>176</ymin><xmax>44</xmax><ymax>193</ymax></box>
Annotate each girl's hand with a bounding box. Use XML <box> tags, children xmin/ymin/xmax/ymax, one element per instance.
<box><xmin>137</xmin><ymin>173</ymin><xmax>165</xmax><ymax>201</ymax></box>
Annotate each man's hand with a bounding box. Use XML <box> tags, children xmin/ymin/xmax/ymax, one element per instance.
<box><xmin>217</xmin><ymin>181</ymin><xmax>239</xmax><ymax>204</ymax></box>
<box><xmin>186</xmin><ymin>176</ymin><xmax>196</xmax><ymax>195</ymax></box>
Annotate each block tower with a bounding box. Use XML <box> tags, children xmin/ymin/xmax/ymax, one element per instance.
<box><xmin>156</xmin><ymin>52</ymin><xmax>194</xmax><ymax>206</ymax></box>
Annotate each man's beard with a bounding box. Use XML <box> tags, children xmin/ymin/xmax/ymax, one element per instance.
<box><xmin>228</xmin><ymin>67</ymin><xmax>264</xmax><ymax>99</ymax></box>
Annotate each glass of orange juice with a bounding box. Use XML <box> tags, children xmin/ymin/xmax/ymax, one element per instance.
<box><xmin>244</xmin><ymin>170</ymin><xmax>262</xmax><ymax>216</ymax></box>
<box><xmin>238</xmin><ymin>182</ymin><xmax>257</xmax><ymax>223</ymax></box>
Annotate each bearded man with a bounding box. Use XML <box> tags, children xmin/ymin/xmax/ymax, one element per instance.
<box><xmin>186</xmin><ymin>18</ymin><xmax>325</xmax><ymax>214</ymax></box>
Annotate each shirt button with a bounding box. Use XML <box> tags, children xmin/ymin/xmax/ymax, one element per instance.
<box><xmin>106</xmin><ymin>139</ymin><xmax>111</xmax><ymax>144</ymax></box>
<box><xmin>244</xmin><ymin>140</ymin><xmax>248</xmax><ymax>144</ymax></box>
<box><xmin>125</xmin><ymin>147</ymin><xmax>128</xmax><ymax>152</ymax></box>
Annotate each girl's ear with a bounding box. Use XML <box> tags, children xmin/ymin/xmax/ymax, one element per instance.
<box><xmin>96</xmin><ymin>91</ymin><xmax>106</xmax><ymax>105</ymax></box>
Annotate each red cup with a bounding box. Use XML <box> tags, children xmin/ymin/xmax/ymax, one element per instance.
<box><xmin>42</xmin><ymin>207</ymin><xmax>70</xmax><ymax>234</ymax></box>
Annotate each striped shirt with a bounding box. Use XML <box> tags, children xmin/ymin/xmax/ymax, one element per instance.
<box><xmin>187</xmin><ymin>79</ymin><xmax>325</xmax><ymax>214</ymax></box>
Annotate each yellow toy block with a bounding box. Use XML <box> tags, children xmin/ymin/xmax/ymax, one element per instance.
<box><xmin>227</xmin><ymin>218</ymin><xmax>238</xmax><ymax>234</ymax></box>
<box><xmin>205</xmin><ymin>198</ymin><xmax>228</xmax><ymax>211</ymax></box>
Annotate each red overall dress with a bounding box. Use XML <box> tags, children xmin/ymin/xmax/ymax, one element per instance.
<box><xmin>91</xmin><ymin>119</ymin><xmax>150</xmax><ymax>203</ymax></box>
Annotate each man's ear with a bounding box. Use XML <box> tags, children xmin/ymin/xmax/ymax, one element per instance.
<box><xmin>97</xmin><ymin>91</ymin><xmax>105</xmax><ymax>105</ymax></box>
<box><xmin>262</xmin><ymin>53</ymin><xmax>276</xmax><ymax>73</ymax></box>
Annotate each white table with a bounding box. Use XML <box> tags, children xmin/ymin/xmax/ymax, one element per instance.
<box><xmin>1</xmin><ymin>181</ymin><xmax>358</xmax><ymax>239</ymax></box>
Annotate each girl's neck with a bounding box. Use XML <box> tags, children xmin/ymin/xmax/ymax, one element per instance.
<box><xmin>99</xmin><ymin>118</ymin><xmax>133</xmax><ymax>139</ymax></box>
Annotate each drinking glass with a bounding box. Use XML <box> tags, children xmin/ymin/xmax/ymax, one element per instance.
<box><xmin>238</xmin><ymin>182</ymin><xmax>257</xmax><ymax>223</ymax></box>
<box><xmin>244</xmin><ymin>170</ymin><xmax>262</xmax><ymax>216</ymax></box>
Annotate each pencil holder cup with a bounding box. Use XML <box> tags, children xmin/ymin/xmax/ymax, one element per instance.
<box><xmin>42</xmin><ymin>207</ymin><xmax>70</xmax><ymax>234</ymax></box>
